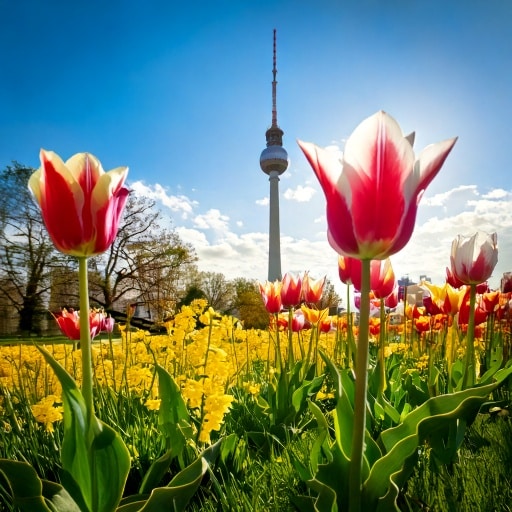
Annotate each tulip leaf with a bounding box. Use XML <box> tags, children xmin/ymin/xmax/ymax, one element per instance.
<box><xmin>154</xmin><ymin>364</ymin><xmax>193</xmax><ymax>443</ymax></box>
<box><xmin>42</xmin><ymin>480</ymin><xmax>82</xmax><ymax>512</ymax></box>
<box><xmin>479</xmin><ymin>347</ymin><xmax>504</xmax><ymax>385</ymax></box>
<box><xmin>37</xmin><ymin>346</ymin><xmax>131</xmax><ymax>512</ymax></box>
<box><xmin>363</xmin><ymin>364</ymin><xmax>512</xmax><ymax>511</ymax></box>
<box><xmin>320</xmin><ymin>352</ymin><xmax>354</xmax><ymax>459</ymax></box>
<box><xmin>138</xmin><ymin>365</ymin><xmax>194</xmax><ymax>495</ymax></box>
<box><xmin>0</xmin><ymin>459</ymin><xmax>53</xmax><ymax>512</ymax></box>
<box><xmin>0</xmin><ymin>458</ymin><xmax>83</xmax><ymax>512</ymax></box>
<box><xmin>117</xmin><ymin>440</ymin><xmax>221</xmax><ymax>512</ymax></box>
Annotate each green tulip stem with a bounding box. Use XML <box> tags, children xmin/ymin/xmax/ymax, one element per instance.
<box><xmin>288</xmin><ymin>307</ymin><xmax>294</xmax><ymax>369</ymax></box>
<box><xmin>349</xmin><ymin>258</ymin><xmax>371</xmax><ymax>512</ymax></box>
<box><xmin>378</xmin><ymin>299</ymin><xmax>387</xmax><ymax>396</ymax></box>
<box><xmin>462</xmin><ymin>283</ymin><xmax>477</xmax><ymax>389</ymax></box>
<box><xmin>78</xmin><ymin>256</ymin><xmax>95</xmax><ymax>422</ymax></box>
<box><xmin>346</xmin><ymin>284</ymin><xmax>354</xmax><ymax>368</ymax></box>
<box><xmin>274</xmin><ymin>312</ymin><xmax>283</xmax><ymax>373</ymax></box>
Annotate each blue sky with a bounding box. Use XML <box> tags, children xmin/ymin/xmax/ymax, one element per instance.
<box><xmin>1</xmin><ymin>0</ymin><xmax>511</xmax><ymax>296</ymax></box>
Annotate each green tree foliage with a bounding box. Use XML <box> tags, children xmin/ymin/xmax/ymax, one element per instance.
<box><xmin>229</xmin><ymin>277</ymin><xmax>269</xmax><ymax>329</ymax></box>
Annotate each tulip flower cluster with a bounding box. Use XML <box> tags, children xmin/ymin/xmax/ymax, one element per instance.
<box><xmin>259</xmin><ymin>271</ymin><xmax>327</xmax><ymax>314</ymax></box>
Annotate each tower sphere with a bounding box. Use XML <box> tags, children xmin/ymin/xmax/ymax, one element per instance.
<box><xmin>260</xmin><ymin>145</ymin><xmax>289</xmax><ymax>175</ymax></box>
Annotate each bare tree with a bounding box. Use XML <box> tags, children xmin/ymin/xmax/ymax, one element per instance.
<box><xmin>88</xmin><ymin>193</ymin><xmax>197</xmax><ymax>316</ymax></box>
<box><xmin>0</xmin><ymin>164</ymin><xmax>198</xmax><ymax>333</ymax></box>
<box><xmin>0</xmin><ymin>163</ymin><xmax>70</xmax><ymax>334</ymax></box>
<box><xmin>193</xmin><ymin>271</ymin><xmax>235</xmax><ymax>313</ymax></box>
<box><xmin>318</xmin><ymin>278</ymin><xmax>342</xmax><ymax>313</ymax></box>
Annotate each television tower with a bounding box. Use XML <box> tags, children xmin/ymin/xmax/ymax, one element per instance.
<box><xmin>260</xmin><ymin>29</ymin><xmax>289</xmax><ymax>282</ymax></box>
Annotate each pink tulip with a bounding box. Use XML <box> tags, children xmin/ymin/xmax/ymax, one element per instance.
<box><xmin>298</xmin><ymin>111</ymin><xmax>457</xmax><ymax>260</ymax></box>
<box><xmin>370</xmin><ymin>258</ymin><xmax>396</xmax><ymax>299</ymax></box>
<box><xmin>53</xmin><ymin>308</ymin><xmax>104</xmax><ymax>340</ymax></box>
<box><xmin>101</xmin><ymin>315</ymin><xmax>116</xmax><ymax>333</ymax></box>
<box><xmin>259</xmin><ymin>280</ymin><xmax>283</xmax><ymax>313</ymax></box>
<box><xmin>302</xmin><ymin>272</ymin><xmax>326</xmax><ymax>304</ymax></box>
<box><xmin>348</xmin><ymin>258</ymin><xmax>395</xmax><ymax>298</ymax></box>
<box><xmin>280</xmin><ymin>272</ymin><xmax>303</xmax><ymax>308</ymax></box>
<box><xmin>291</xmin><ymin>310</ymin><xmax>307</xmax><ymax>332</ymax></box>
<box><xmin>29</xmin><ymin>150</ymin><xmax>129</xmax><ymax>257</ymax></box>
<box><xmin>338</xmin><ymin>255</ymin><xmax>361</xmax><ymax>286</ymax></box>
<box><xmin>450</xmin><ymin>232</ymin><xmax>498</xmax><ymax>285</ymax></box>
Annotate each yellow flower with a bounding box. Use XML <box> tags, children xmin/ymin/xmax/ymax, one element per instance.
<box><xmin>198</xmin><ymin>393</ymin><xmax>234</xmax><ymax>444</ymax></box>
<box><xmin>199</xmin><ymin>307</ymin><xmax>220</xmax><ymax>326</ymax></box>
<box><xmin>30</xmin><ymin>395</ymin><xmax>63</xmax><ymax>432</ymax></box>
<box><xmin>301</xmin><ymin>305</ymin><xmax>329</xmax><ymax>325</ymax></box>
<box><xmin>144</xmin><ymin>399</ymin><xmax>161</xmax><ymax>411</ymax></box>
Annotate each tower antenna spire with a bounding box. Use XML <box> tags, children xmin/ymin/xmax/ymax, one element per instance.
<box><xmin>271</xmin><ymin>28</ymin><xmax>278</xmax><ymax>128</ymax></box>
<box><xmin>264</xmin><ymin>29</ymin><xmax>284</xmax><ymax>148</ymax></box>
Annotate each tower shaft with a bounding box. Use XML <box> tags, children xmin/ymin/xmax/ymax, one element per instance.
<box><xmin>268</xmin><ymin>172</ymin><xmax>282</xmax><ymax>281</ymax></box>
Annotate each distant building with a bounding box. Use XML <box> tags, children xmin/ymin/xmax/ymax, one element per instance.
<box><xmin>397</xmin><ymin>275</ymin><xmax>428</xmax><ymax>307</ymax></box>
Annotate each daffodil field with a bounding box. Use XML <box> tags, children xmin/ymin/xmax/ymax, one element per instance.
<box><xmin>1</xmin><ymin>293</ymin><xmax>511</xmax><ymax>511</ymax></box>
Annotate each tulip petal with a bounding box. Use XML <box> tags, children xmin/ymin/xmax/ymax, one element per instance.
<box><xmin>37</xmin><ymin>150</ymin><xmax>87</xmax><ymax>253</ymax></box>
<box><xmin>298</xmin><ymin>140</ymin><xmax>360</xmax><ymax>255</ymax></box>
<box><xmin>405</xmin><ymin>137</ymin><xmax>458</xmax><ymax>203</ymax></box>
<box><xmin>297</xmin><ymin>140</ymin><xmax>342</xmax><ymax>193</ymax></box>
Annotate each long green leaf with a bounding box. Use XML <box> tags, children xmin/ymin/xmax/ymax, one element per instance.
<box><xmin>38</xmin><ymin>346</ymin><xmax>131</xmax><ymax>512</ymax></box>
<box><xmin>42</xmin><ymin>480</ymin><xmax>82</xmax><ymax>512</ymax></box>
<box><xmin>0</xmin><ymin>459</ymin><xmax>53</xmax><ymax>512</ymax></box>
<box><xmin>364</xmin><ymin>365</ymin><xmax>512</xmax><ymax>510</ymax></box>
<box><xmin>154</xmin><ymin>364</ymin><xmax>193</xmax><ymax>444</ymax></box>
<box><xmin>117</xmin><ymin>440</ymin><xmax>221</xmax><ymax>512</ymax></box>
<box><xmin>139</xmin><ymin>365</ymin><xmax>193</xmax><ymax>495</ymax></box>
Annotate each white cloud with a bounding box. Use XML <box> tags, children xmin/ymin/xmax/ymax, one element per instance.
<box><xmin>130</xmin><ymin>180</ymin><xmax>197</xmax><ymax>219</ymax></box>
<box><xmin>483</xmin><ymin>189</ymin><xmax>509</xmax><ymax>199</ymax></box>
<box><xmin>421</xmin><ymin>185</ymin><xmax>478</xmax><ymax>207</ymax></box>
<box><xmin>256</xmin><ymin>197</ymin><xmax>269</xmax><ymax>206</ymax></box>
<box><xmin>392</xmin><ymin>186</ymin><xmax>512</xmax><ymax>288</ymax></box>
<box><xmin>283</xmin><ymin>185</ymin><xmax>316</xmax><ymax>202</ymax></box>
<box><xmin>193</xmin><ymin>209</ymin><xmax>230</xmax><ymax>232</ymax></box>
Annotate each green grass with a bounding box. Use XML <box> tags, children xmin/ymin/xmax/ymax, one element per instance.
<box><xmin>0</xmin><ymin>334</ymin><xmax>122</xmax><ymax>346</ymax></box>
<box><xmin>404</xmin><ymin>413</ymin><xmax>512</xmax><ymax>512</ymax></box>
